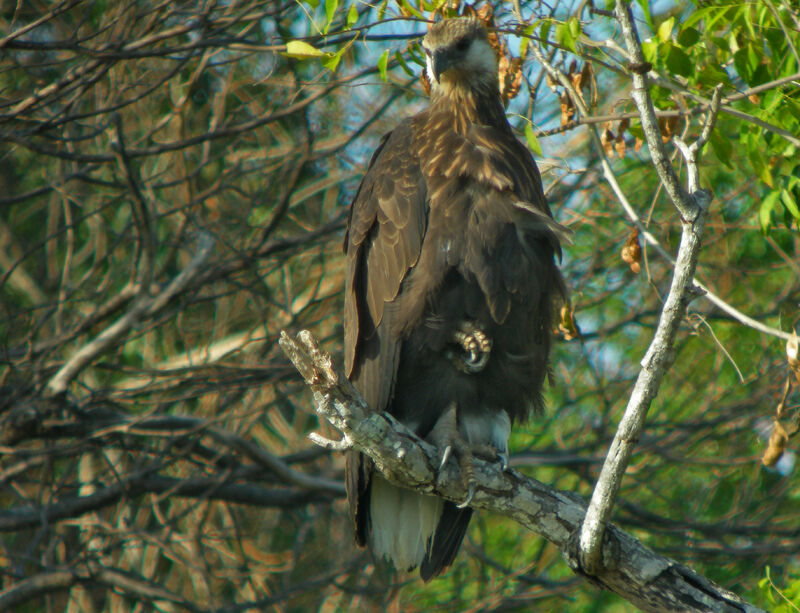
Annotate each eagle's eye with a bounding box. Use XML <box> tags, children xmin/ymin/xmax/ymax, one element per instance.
<box><xmin>455</xmin><ymin>37</ymin><xmax>470</xmax><ymax>52</ymax></box>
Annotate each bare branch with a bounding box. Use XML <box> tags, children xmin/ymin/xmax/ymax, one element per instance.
<box><xmin>613</xmin><ymin>1</ymin><xmax>701</xmax><ymax>222</ymax></box>
<box><xmin>45</xmin><ymin>233</ymin><xmax>214</xmax><ymax>396</ymax></box>
<box><xmin>0</xmin><ymin>463</ymin><xmax>336</xmax><ymax>532</ymax></box>
<box><xmin>0</xmin><ymin>565</ymin><xmax>204</xmax><ymax>612</ymax></box>
<box><xmin>578</xmin><ymin>196</ymin><xmax>710</xmax><ymax>574</ymax></box>
<box><xmin>576</xmin><ymin>5</ymin><xmax>727</xmax><ymax>575</ymax></box>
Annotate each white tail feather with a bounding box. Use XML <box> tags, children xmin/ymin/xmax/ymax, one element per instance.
<box><xmin>369</xmin><ymin>475</ymin><xmax>443</xmax><ymax>571</ymax></box>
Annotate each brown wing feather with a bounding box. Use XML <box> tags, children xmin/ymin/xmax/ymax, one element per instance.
<box><xmin>343</xmin><ymin>93</ymin><xmax>565</xmax><ymax>564</ymax></box>
<box><xmin>344</xmin><ymin>118</ymin><xmax>428</xmax><ymax>544</ymax></box>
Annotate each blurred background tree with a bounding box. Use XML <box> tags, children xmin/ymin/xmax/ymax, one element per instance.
<box><xmin>0</xmin><ymin>0</ymin><xmax>798</xmax><ymax>610</ymax></box>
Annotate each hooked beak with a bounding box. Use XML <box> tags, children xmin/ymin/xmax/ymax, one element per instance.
<box><xmin>430</xmin><ymin>48</ymin><xmax>455</xmax><ymax>83</ymax></box>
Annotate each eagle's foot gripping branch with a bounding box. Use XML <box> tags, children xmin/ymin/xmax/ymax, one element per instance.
<box><xmin>429</xmin><ymin>402</ymin><xmax>508</xmax><ymax>508</ymax></box>
<box><xmin>449</xmin><ymin>321</ymin><xmax>492</xmax><ymax>374</ymax></box>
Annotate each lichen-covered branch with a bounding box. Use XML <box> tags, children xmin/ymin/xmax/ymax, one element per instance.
<box><xmin>279</xmin><ymin>330</ymin><xmax>763</xmax><ymax>613</ymax></box>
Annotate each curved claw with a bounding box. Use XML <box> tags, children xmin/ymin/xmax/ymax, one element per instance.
<box><xmin>457</xmin><ymin>482</ymin><xmax>476</xmax><ymax>508</ymax></box>
<box><xmin>498</xmin><ymin>452</ymin><xmax>509</xmax><ymax>471</ymax></box>
<box><xmin>464</xmin><ymin>348</ymin><xmax>489</xmax><ymax>373</ymax></box>
<box><xmin>450</xmin><ymin>321</ymin><xmax>492</xmax><ymax>374</ymax></box>
<box><xmin>439</xmin><ymin>445</ymin><xmax>454</xmax><ymax>471</ymax></box>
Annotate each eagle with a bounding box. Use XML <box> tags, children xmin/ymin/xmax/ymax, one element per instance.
<box><xmin>343</xmin><ymin>17</ymin><xmax>566</xmax><ymax>581</ymax></box>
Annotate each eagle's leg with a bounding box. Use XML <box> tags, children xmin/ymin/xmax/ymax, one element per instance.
<box><xmin>448</xmin><ymin>320</ymin><xmax>492</xmax><ymax>373</ymax></box>
<box><xmin>430</xmin><ymin>402</ymin><xmax>512</xmax><ymax>507</ymax></box>
<box><xmin>429</xmin><ymin>403</ymin><xmax>477</xmax><ymax>507</ymax></box>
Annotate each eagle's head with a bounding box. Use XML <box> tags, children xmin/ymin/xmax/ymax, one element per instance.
<box><xmin>421</xmin><ymin>18</ymin><xmax>498</xmax><ymax>94</ymax></box>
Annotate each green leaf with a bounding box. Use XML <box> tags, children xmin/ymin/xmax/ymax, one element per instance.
<box><xmin>780</xmin><ymin>188</ymin><xmax>800</xmax><ymax>220</ymax></box>
<box><xmin>709</xmin><ymin>132</ymin><xmax>733</xmax><ymax>168</ymax></box>
<box><xmin>665</xmin><ymin>44</ymin><xmax>693</xmax><ymax>77</ymax></box>
<box><xmin>677</xmin><ymin>27</ymin><xmax>700</xmax><ymax>47</ymax></box>
<box><xmin>377</xmin><ymin>0</ymin><xmax>389</xmax><ymax>20</ymax></box>
<box><xmin>394</xmin><ymin>50</ymin><xmax>414</xmax><ymax>76</ymax></box>
<box><xmin>303</xmin><ymin>0</ymin><xmax>319</xmax><ymax>8</ymax></box>
<box><xmin>397</xmin><ymin>0</ymin><xmax>422</xmax><ymax>18</ymax></box>
<box><xmin>683</xmin><ymin>7</ymin><xmax>713</xmax><ymax>29</ymax></box>
<box><xmin>749</xmin><ymin>148</ymin><xmax>774</xmax><ymax>188</ymax></box>
<box><xmin>555</xmin><ymin>20</ymin><xmax>578</xmax><ymax>53</ymax></box>
<box><xmin>759</xmin><ymin>190</ymin><xmax>781</xmax><ymax>232</ymax></box>
<box><xmin>785</xmin><ymin>98</ymin><xmax>800</xmax><ymax>123</ymax></box>
<box><xmin>524</xmin><ymin>123</ymin><xmax>543</xmax><ymax>156</ymax></box>
<box><xmin>658</xmin><ymin>16</ymin><xmax>675</xmax><ymax>42</ymax></box>
<box><xmin>649</xmin><ymin>85</ymin><xmax>675</xmax><ymax>109</ymax></box>
<box><xmin>377</xmin><ymin>49</ymin><xmax>389</xmax><ymax>82</ymax></box>
<box><xmin>568</xmin><ymin>16</ymin><xmax>581</xmax><ymax>41</ymax></box>
<box><xmin>708</xmin><ymin>6</ymin><xmax>737</xmax><ymax>32</ymax></box>
<box><xmin>742</xmin><ymin>3</ymin><xmax>758</xmax><ymax>39</ymax></box>
<box><xmin>641</xmin><ymin>39</ymin><xmax>659</xmax><ymax>64</ymax></box>
<box><xmin>322</xmin><ymin>48</ymin><xmax>344</xmax><ymax>71</ymax></box>
<box><xmin>696</xmin><ymin>64</ymin><xmax>731</xmax><ymax>88</ymax></box>
<box><xmin>346</xmin><ymin>4</ymin><xmax>358</xmax><ymax>29</ymax></box>
<box><xmin>423</xmin><ymin>0</ymin><xmax>449</xmax><ymax>10</ymax></box>
<box><xmin>733</xmin><ymin>44</ymin><xmax>759</xmax><ymax>84</ymax></box>
<box><xmin>636</xmin><ymin>0</ymin><xmax>655</xmax><ymax>31</ymax></box>
<box><xmin>407</xmin><ymin>42</ymin><xmax>425</xmax><ymax>67</ymax></box>
<box><xmin>627</xmin><ymin>122</ymin><xmax>644</xmax><ymax>140</ymax></box>
<box><xmin>284</xmin><ymin>40</ymin><xmax>327</xmax><ymax>59</ymax></box>
<box><xmin>540</xmin><ymin>19</ymin><xmax>552</xmax><ymax>43</ymax></box>
<box><xmin>519</xmin><ymin>23</ymin><xmax>537</xmax><ymax>59</ymax></box>
<box><xmin>324</xmin><ymin>0</ymin><xmax>338</xmax><ymax>34</ymax></box>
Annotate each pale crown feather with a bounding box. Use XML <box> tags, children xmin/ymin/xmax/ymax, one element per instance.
<box><xmin>421</xmin><ymin>18</ymin><xmax>498</xmax><ymax>92</ymax></box>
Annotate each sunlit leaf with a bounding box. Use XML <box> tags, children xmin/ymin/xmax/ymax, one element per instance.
<box><xmin>540</xmin><ymin>19</ymin><xmax>552</xmax><ymax>43</ymax></box>
<box><xmin>377</xmin><ymin>0</ymin><xmax>389</xmax><ymax>19</ymax></box>
<box><xmin>346</xmin><ymin>3</ymin><xmax>358</xmax><ymax>29</ymax></box>
<box><xmin>780</xmin><ymin>188</ymin><xmax>800</xmax><ymax>221</ymax></box>
<box><xmin>759</xmin><ymin>189</ymin><xmax>781</xmax><ymax>232</ymax></box>
<box><xmin>394</xmin><ymin>50</ymin><xmax>414</xmax><ymax>76</ymax></box>
<box><xmin>322</xmin><ymin>46</ymin><xmax>345</xmax><ymax>71</ymax></box>
<box><xmin>684</xmin><ymin>7</ymin><xmax>713</xmax><ymax>29</ymax></box>
<box><xmin>568</xmin><ymin>16</ymin><xmax>581</xmax><ymax>41</ymax></box>
<box><xmin>636</xmin><ymin>0</ymin><xmax>655</xmax><ymax>31</ymax></box>
<box><xmin>519</xmin><ymin>23</ymin><xmax>537</xmax><ymax>59</ymax></box>
<box><xmin>377</xmin><ymin>50</ymin><xmax>389</xmax><ymax>82</ymax></box>
<box><xmin>397</xmin><ymin>0</ymin><xmax>422</xmax><ymax>18</ymax></box>
<box><xmin>324</xmin><ymin>0</ymin><xmax>338</xmax><ymax>34</ymax></box>
<box><xmin>657</xmin><ymin>16</ymin><xmax>675</xmax><ymax>42</ymax></box>
<box><xmin>524</xmin><ymin>123</ymin><xmax>542</xmax><ymax>156</ymax></box>
<box><xmin>284</xmin><ymin>40</ymin><xmax>327</xmax><ymax>59</ymax></box>
<box><xmin>555</xmin><ymin>21</ymin><xmax>578</xmax><ymax>53</ymax></box>
<box><xmin>641</xmin><ymin>39</ymin><xmax>658</xmax><ymax>64</ymax></box>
